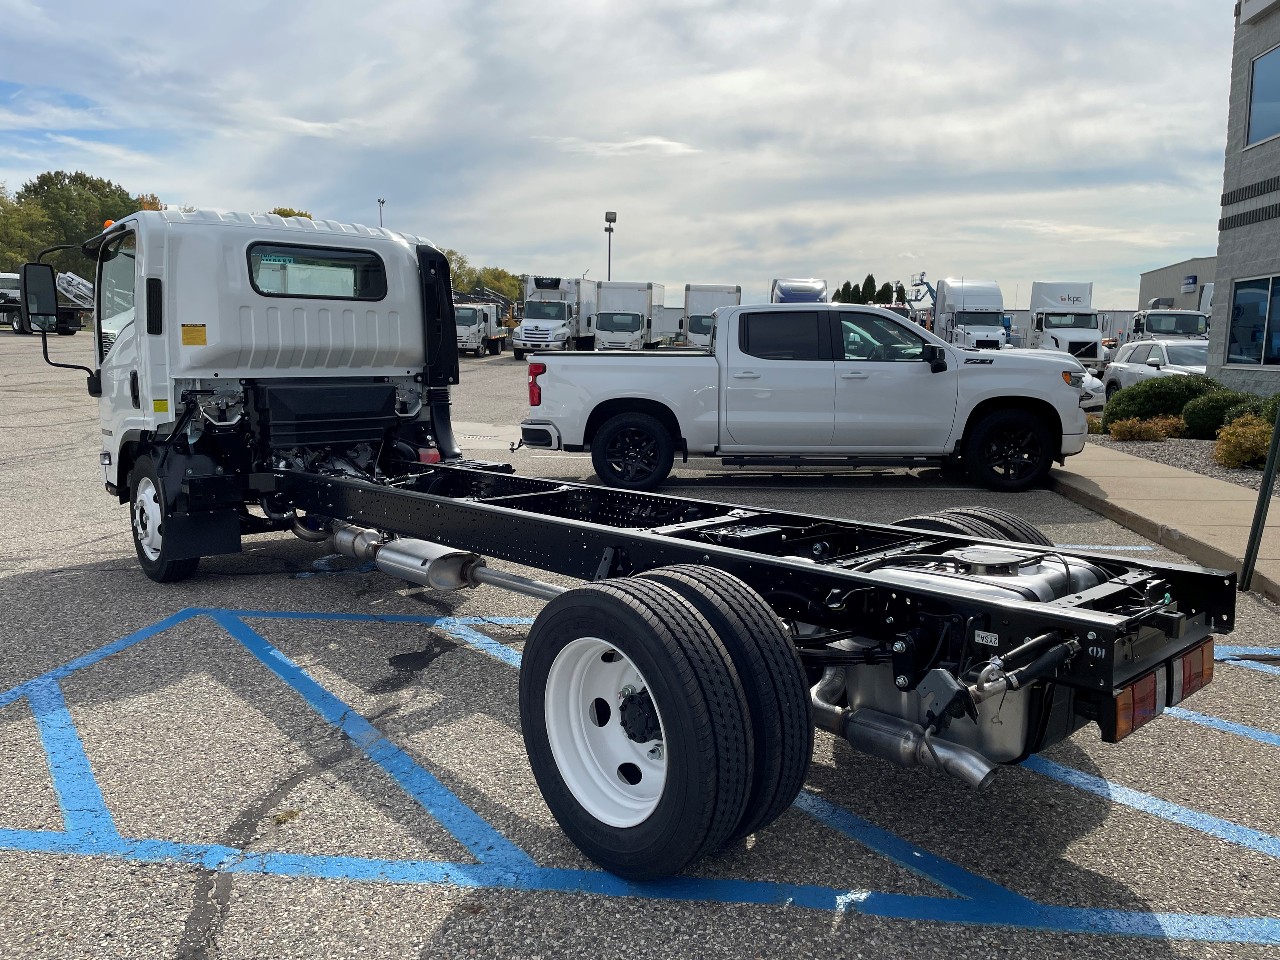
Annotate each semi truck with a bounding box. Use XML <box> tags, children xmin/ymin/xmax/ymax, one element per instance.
<box><xmin>454</xmin><ymin>302</ymin><xmax>510</xmax><ymax>356</ymax></box>
<box><xmin>934</xmin><ymin>279</ymin><xmax>1006</xmax><ymax>350</ymax></box>
<box><xmin>770</xmin><ymin>278</ymin><xmax>828</xmax><ymax>303</ymax></box>
<box><xmin>16</xmin><ymin>209</ymin><xmax>1232</xmax><ymax>884</ymax></box>
<box><xmin>684</xmin><ymin>283</ymin><xmax>741</xmax><ymax>349</ymax></box>
<box><xmin>1024</xmin><ymin>281</ymin><xmax>1103</xmax><ymax>365</ymax></box>
<box><xmin>512</xmin><ymin>276</ymin><xmax>598</xmax><ymax>359</ymax></box>
<box><xmin>594</xmin><ymin>281</ymin><xmax>666</xmax><ymax>351</ymax></box>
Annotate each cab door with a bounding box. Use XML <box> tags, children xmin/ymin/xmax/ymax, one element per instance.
<box><xmin>722</xmin><ymin>309</ymin><xmax>835</xmax><ymax>447</ymax></box>
<box><xmin>96</xmin><ymin>228</ymin><xmax>148</xmax><ymax>451</ymax></box>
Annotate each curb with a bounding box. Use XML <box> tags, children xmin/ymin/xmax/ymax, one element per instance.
<box><xmin>1051</xmin><ymin>471</ymin><xmax>1280</xmax><ymax>605</ymax></box>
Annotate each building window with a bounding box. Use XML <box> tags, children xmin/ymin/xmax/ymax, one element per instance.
<box><xmin>1228</xmin><ymin>277</ymin><xmax>1280</xmax><ymax>365</ymax></box>
<box><xmin>1248</xmin><ymin>44</ymin><xmax>1280</xmax><ymax>146</ymax></box>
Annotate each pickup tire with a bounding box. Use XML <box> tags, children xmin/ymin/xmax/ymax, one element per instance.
<box><xmin>638</xmin><ymin>565</ymin><xmax>812</xmax><ymax>841</ymax></box>
<box><xmin>591</xmin><ymin>412</ymin><xmax>675</xmax><ymax>491</ymax></box>
<box><xmin>129</xmin><ymin>455</ymin><xmax>200</xmax><ymax>583</ymax></box>
<box><xmin>964</xmin><ymin>409</ymin><xmax>1054</xmax><ymax>492</ymax></box>
<box><xmin>520</xmin><ymin>579</ymin><xmax>752</xmax><ymax>879</ymax></box>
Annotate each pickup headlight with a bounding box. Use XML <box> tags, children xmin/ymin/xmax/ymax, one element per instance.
<box><xmin>1060</xmin><ymin>370</ymin><xmax>1084</xmax><ymax>389</ymax></box>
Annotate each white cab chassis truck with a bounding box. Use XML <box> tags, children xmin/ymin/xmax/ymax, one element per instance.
<box><xmin>595</xmin><ymin>281</ymin><xmax>667</xmax><ymax>350</ymax></box>
<box><xmin>684</xmin><ymin>283</ymin><xmax>741</xmax><ymax>349</ymax></box>
<box><xmin>455</xmin><ymin>302</ymin><xmax>510</xmax><ymax>356</ymax></box>
<box><xmin>513</xmin><ymin>276</ymin><xmax>598</xmax><ymax>359</ymax></box>
<box><xmin>18</xmin><ymin>211</ymin><xmax>1231</xmax><ymax>885</ymax></box>
<box><xmin>935</xmin><ymin>279</ymin><xmax>1006</xmax><ymax>350</ymax></box>
<box><xmin>1024</xmin><ymin>281</ymin><xmax>1103</xmax><ymax>366</ymax></box>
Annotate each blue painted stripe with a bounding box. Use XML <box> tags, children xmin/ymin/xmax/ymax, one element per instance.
<box><xmin>792</xmin><ymin>790</ymin><xmax>1029</xmax><ymax>904</ymax></box>
<box><xmin>207</xmin><ymin>610</ymin><xmax>534</xmax><ymax>871</ymax></box>
<box><xmin>1215</xmin><ymin>645</ymin><xmax>1280</xmax><ymax>678</ymax></box>
<box><xmin>1054</xmin><ymin>544</ymin><xmax>1155</xmax><ymax>551</ymax></box>
<box><xmin>1167</xmin><ymin>707</ymin><xmax>1280</xmax><ymax>749</ymax></box>
<box><xmin>25</xmin><ymin>680</ymin><xmax>119</xmax><ymax>841</ymax></box>
<box><xmin>436</xmin><ymin>621</ymin><xmax>523</xmax><ymax>668</ymax></box>
<box><xmin>1025</xmin><ymin>756</ymin><xmax>1280</xmax><ymax>860</ymax></box>
<box><xmin>0</xmin><ymin>609</ymin><xmax>200</xmax><ymax>709</ymax></box>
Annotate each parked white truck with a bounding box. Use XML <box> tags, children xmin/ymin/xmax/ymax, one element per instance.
<box><xmin>15</xmin><ymin>210</ymin><xmax>1232</xmax><ymax>887</ymax></box>
<box><xmin>521</xmin><ymin>302</ymin><xmax>1089</xmax><ymax>492</ymax></box>
<box><xmin>454</xmin><ymin>302</ymin><xmax>510</xmax><ymax>356</ymax></box>
<box><xmin>684</xmin><ymin>283</ymin><xmax>741</xmax><ymax>349</ymax></box>
<box><xmin>513</xmin><ymin>276</ymin><xmax>598</xmax><ymax>359</ymax></box>
<box><xmin>594</xmin><ymin>281</ymin><xmax>666</xmax><ymax>350</ymax></box>
<box><xmin>1024</xmin><ymin>281</ymin><xmax>1103</xmax><ymax>365</ymax></box>
<box><xmin>934</xmin><ymin>279</ymin><xmax>1006</xmax><ymax>350</ymax></box>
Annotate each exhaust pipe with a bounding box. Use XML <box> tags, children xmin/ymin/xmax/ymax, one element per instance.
<box><xmin>811</xmin><ymin>667</ymin><xmax>998</xmax><ymax>790</ymax></box>
<box><xmin>326</xmin><ymin>522</ymin><xmax>567</xmax><ymax>602</ymax></box>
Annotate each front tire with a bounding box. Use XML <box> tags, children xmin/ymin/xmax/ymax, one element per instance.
<box><xmin>964</xmin><ymin>409</ymin><xmax>1054</xmax><ymax>492</ymax></box>
<box><xmin>129</xmin><ymin>455</ymin><xmax>200</xmax><ymax>583</ymax></box>
<box><xmin>520</xmin><ymin>579</ymin><xmax>753</xmax><ymax>879</ymax></box>
<box><xmin>513</xmin><ymin>348</ymin><xmax>526</xmax><ymax>361</ymax></box>
<box><xmin>590</xmin><ymin>412</ymin><xmax>675</xmax><ymax>491</ymax></box>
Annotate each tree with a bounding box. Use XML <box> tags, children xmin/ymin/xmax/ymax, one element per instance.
<box><xmin>440</xmin><ymin>248</ymin><xmax>479</xmax><ymax>293</ymax></box>
<box><xmin>268</xmin><ymin>207</ymin><xmax>312</xmax><ymax>219</ymax></box>
<box><xmin>860</xmin><ymin>274</ymin><xmax>877</xmax><ymax>304</ymax></box>
<box><xmin>15</xmin><ymin>171</ymin><xmax>146</xmax><ymax>271</ymax></box>
<box><xmin>840</xmin><ymin>280</ymin><xmax>855</xmax><ymax>303</ymax></box>
<box><xmin>0</xmin><ymin>185</ymin><xmax>53</xmax><ymax>271</ymax></box>
<box><xmin>893</xmin><ymin>282</ymin><xmax>907</xmax><ymax>304</ymax></box>
<box><xmin>875</xmin><ymin>282</ymin><xmax>894</xmax><ymax>304</ymax></box>
<box><xmin>474</xmin><ymin>266</ymin><xmax>522</xmax><ymax>304</ymax></box>
<box><xmin>135</xmin><ymin>193</ymin><xmax>166</xmax><ymax>211</ymax></box>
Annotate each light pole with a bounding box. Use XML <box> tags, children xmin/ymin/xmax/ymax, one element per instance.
<box><xmin>377</xmin><ymin>198</ymin><xmax>385</xmax><ymax>228</ymax></box>
<box><xmin>604</xmin><ymin>211</ymin><xmax>616</xmax><ymax>281</ymax></box>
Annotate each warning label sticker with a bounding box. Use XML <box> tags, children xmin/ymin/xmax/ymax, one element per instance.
<box><xmin>181</xmin><ymin>323</ymin><xmax>207</xmax><ymax>346</ymax></box>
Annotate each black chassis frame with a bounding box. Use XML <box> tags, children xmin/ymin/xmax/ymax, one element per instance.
<box><xmin>261</xmin><ymin>461</ymin><xmax>1235</xmax><ymax>707</ymax></box>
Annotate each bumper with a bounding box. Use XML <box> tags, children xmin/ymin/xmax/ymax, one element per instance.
<box><xmin>520</xmin><ymin>419</ymin><xmax>563</xmax><ymax>450</ymax></box>
<box><xmin>1061</xmin><ymin>431</ymin><xmax>1088</xmax><ymax>456</ymax></box>
<box><xmin>514</xmin><ymin>340</ymin><xmax>566</xmax><ymax>352</ymax></box>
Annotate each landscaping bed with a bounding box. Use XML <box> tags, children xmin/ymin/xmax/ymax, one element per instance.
<box><xmin>1086</xmin><ymin>434</ymin><xmax>1280</xmax><ymax>497</ymax></box>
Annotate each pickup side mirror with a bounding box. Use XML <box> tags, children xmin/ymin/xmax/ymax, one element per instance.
<box><xmin>925</xmin><ymin>344</ymin><xmax>949</xmax><ymax>373</ymax></box>
<box><xmin>19</xmin><ymin>262</ymin><xmax>58</xmax><ymax>332</ymax></box>
<box><xmin>1146</xmin><ymin>357</ymin><xmax>1162</xmax><ymax>369</ymax></box>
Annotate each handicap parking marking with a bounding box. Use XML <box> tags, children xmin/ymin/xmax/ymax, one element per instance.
<box><xmin>1</xmin><ymin>608</ymin><xmax>1279</xmax><ymax>944</ymax></box>
<box><xmin>1216</xmin><ymin>645</ymin><xmax>1280</xmax><ymax>678</ymax></box>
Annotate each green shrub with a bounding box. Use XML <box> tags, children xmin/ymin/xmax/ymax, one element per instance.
<box><xmin>1108</xmin><ymin>417</ymin><xmax>1180</xmax><ymax>441</ymax></box>
<box><xmin>1215</xmin><ymin>414</ymin><xmax>1272</xmax><ymax>468</ymax></box>
<box><xmin>1224</xmin><ymin>396</ymin><xmax>1265</xmax><ymax>425</ymax></box>
<box><xmin>1263</xmin><ymin>393</ymin><xmax>1280</xmax><ymax>427</ymax></box>
<box><xmin>1182</xmin><ymin>390</ymin><xmax>1258</xmax><ymax>440</ymax></box>
<box><xmin>1101</xmin><ymin>374</ymin><xmax>1219</xmax><ymax>428</ymax></box>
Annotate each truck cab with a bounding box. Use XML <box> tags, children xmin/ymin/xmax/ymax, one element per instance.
<box><xmin>934</xmin><ymin>279</ymin><xmax>1006</xmax><ymax>350</ymax></box>
<box><xmin>1132</xmin><ymin>309</ymin><xmax>1210</xmax><ymax>341</ymax></box>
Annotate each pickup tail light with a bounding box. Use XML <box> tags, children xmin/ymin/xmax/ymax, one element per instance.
<box><xmin>1101</xmin><ymin>638</ymin><xmax>1214</xmax><ymax>742</ymax></box>
<box><xmin>528</xmin><ymin>362</ymin><xmax>546</xmax><ymax>407</ymax></box>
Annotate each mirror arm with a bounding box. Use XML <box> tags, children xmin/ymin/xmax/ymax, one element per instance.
<box><xmin>35</xmin><ymin>243</ymin><xmax>82</xmax><ymax>264</ymax></box>
<box><xmin>38</xmin><ymin>329</ymin><xmax>101</xmax><ymax>395</ymax></box>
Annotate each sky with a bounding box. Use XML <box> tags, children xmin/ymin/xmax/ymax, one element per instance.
<box><xmin>0</xmin><ymin>0</ymin><xmax>1236</xmax><ymax>308</ymax></box>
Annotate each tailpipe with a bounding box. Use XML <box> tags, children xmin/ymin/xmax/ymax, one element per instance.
<box><xmin>810</xmin><ymin>668</ymin><xmax>998</xmax><ymax>790</ymax></box>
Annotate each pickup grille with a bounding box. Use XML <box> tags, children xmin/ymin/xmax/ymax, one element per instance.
<box><xmin>1069</xmin><ymin>342</ymin><xmax>1099</xmax><ymax>359</ymax></box>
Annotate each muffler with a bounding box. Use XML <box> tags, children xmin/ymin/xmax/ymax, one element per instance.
<box><xmin>811</xmin><ymin>668</ymin><xmax>998</xmax><ymax>790</ymax></box>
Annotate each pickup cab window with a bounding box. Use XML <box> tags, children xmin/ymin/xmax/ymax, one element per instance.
<box><xmin>837</xmin><ymin>314</ymin><xmax>925</xmax><ymax>362</ymax></box>
<box><xmin>740</xmin><ymin>311</ymin><xmax>822</xmax><ymax>360</ymax></box>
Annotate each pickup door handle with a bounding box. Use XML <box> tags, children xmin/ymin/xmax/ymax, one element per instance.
<box><xmin>732</xmin><ymin>371</ymin><xmax>761</xmax><ymax>380</ymax></box>
<box><xmin>840</xmin><ymin>372</ymin><xmax>871</xmax><ymax>380</ymax></box>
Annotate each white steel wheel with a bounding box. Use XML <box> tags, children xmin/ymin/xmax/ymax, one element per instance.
<box><xmin>544</xmin><ymin>636</ymin><xmax>666</xmax><ymax>827</ymax></box>
<box><xmin>133</xmin><ymin>476</ymin><xmax>164</xmax><ymax>561</ymax></box>
<box><xmin>128</xmin><ymin>454</ymin><xmax>199</xmax><ymax>583</ymax></box>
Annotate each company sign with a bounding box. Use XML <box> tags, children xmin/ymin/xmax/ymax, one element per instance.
<box><xmin>1181</xmin><ymin>275</ymin><xmax>1198</xmax><ymax>294</ymax></box>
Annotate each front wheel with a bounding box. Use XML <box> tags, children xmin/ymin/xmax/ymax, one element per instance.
<box><xmin>1105</xmin><ymin>381</ymin><xmax>1121</xmax><ymax>401</ymax></box>
<box><xmin>591</xmin><ymin>412</ymin><xmax>675</xmax><ymax>491</ymax></box>
<box><xmin>964</xmin><ymin>410</ymin><xmax>1054</xmax><ymax>492</ymax></box>
<box><xmin>10</xmin><ymin>313</ymin><xmax>30</xmax><ymax>335</ymax></box>
<box><xmin>129</xmin><ymin>455</ymin><xmax>200</xmax><ymax>583</ymax></box>
<box><xmin>513</xmin><ymin>348</ymin><xmax>526</xmax><ymax>361</ymax></box>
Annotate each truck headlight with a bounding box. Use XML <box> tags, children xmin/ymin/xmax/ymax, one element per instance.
<box><xmin>1061</xmin><ymin>370</ymin><xmax>1084</xmax><ymax>389</ymax></box>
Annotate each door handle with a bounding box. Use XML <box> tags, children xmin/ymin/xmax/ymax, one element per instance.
<box><xmin>129</xmin><ymin>370</ymin><xmax>141</xmax><ymax>408</ymax></box>
<box><xmin>732</xmin><ymin>371</ymin><xmax>760</xmax><ymax>379</ymax></box>
<box><xmin>840</xmin><ymin>372</ymin><xmax>871</xmax><ymax>379</ymax></box>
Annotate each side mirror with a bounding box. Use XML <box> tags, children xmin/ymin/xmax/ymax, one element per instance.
<box><xmin>1134</xmin><ymin>319</ymin><xmax>1144</xmax><ymax>333</ymax></box>
<box><xmin>19</xmin><ymin>263</ymin><xmax>59</xmax><ymax>332</ymax></box>
<box><xmin>925</xmin><ymin>344</ymin><xmax>949</xmax><ymax>373</ymax></box>
<box><xmin>1146</xmin><ymin>357</ymin><xmax>1162</xmax><ymax>369</ymax></box>
<box><xmin>646</xmin><ymin>317</ymin><xmax>652</xmax><ymax>330</ymax></box>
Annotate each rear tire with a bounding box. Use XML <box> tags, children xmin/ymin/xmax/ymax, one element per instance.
<box><xmin>892</xmin><ymin>513</ymin><xmax>1005</xmax><ymax>539</ymax></box>
<box><xmin>520</xmin><ymin>579</ymin><xmax>752</xmax><ymax>879</ymax></box>
<box><xmin>964</xmin><ymin>409</ymin><xmax>1054</xmax><ymax>492</ymax></box>
<box><xmin>590</xmin><ymin>412</ymin><xmax>675</xmax><ymax>491</ymax></box>
<box><xmin>129</xmin><ymin>455</ymin><xmax>200</xmax><ymax>583</ymax></box>
<box><xmin>487</xmin><ymin>339</ymin><xmax>501</xmax><ymax>355</ymax></box>
<box><xmin>638</xmin><ymin>565</ymin><xmax>812</xmax><ymax>840</ymax></box>
<box><xmin>937</xmin><ymin>506</ymin><xmax>1053</xmax><ymax>546</ymax></box>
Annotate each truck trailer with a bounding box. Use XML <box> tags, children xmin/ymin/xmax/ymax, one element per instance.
<box><xmin>16</xmin><ymin>209</ymin><xmax>1233</xmax><ymax>883</ymax></box>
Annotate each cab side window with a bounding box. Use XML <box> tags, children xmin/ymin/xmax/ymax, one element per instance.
<box><xmin>739</xmin><ymin>311</ymin><xmax>823</xmax><ymax>360</ymax></box>
<box><xmin>97</xmin><ymin>232</ymin><xmax>137</xmax><ymax>360</ymax></box>
<box><xmin>836</xmin><ymin>314</ymin><xmax>926</xmax><ymax>362</ymax></box>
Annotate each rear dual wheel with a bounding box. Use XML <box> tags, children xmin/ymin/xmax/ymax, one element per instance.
<box><xmin>892</xmin><ymin>506</ymin><xmax>1052</xmax><ymax>546</ymax></box>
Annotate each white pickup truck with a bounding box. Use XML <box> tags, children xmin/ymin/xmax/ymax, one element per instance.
<box><xmin>520</xmin><ymin>303</ymin><xmax>1089</xmax><ymax>491</ymax></box>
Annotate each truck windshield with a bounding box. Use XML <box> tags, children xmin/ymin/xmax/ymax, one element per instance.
<box><xmin>454</xmin><ymin>307</ymin><xmax>478</xmax><ymax>326</ymax></box>
<box><xmin>597</xmin><ymin>312</ymin><xmax>642</xmax><ymax>332</ymax></box>
<box><xmin>1043</xmin><ymin>313</ymin><xmax>1099</xmax><ymax>330</ymax></box>
<box><xmin>1146</xmin><ymin>313</ymin><xmax>1208</xmax><ymax>336</ymax></box>
<box><xmin>0</xmin><ymin>277</ymin><xmax>17</xmax><ymax>293</ymax></box>
<box><xmin>688</xmin><ymin>314</ymin><xmax>714</xmax><ymax>335</ymax></box>
<box><xmin>525</xmin><ymin>302</ymin><xmax>568</xmax><ymax>322</ymax></box>
<box><xmin>1166</xmin><ymin>342</ymin><xmax>1209</xmax><ymax>366</ymax></box>
<box><xmin>954</xmin><ymin>311</ymin><xmax>1001</xmax><ymax>327</ymax></box>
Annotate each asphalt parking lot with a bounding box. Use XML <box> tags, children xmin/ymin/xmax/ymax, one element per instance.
<box><xmin>3</xmin><ymin>333</ymin><xmax>1279</xmax><ymax>959</ymax></box>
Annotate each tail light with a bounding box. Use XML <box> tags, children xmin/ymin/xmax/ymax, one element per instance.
<box><xmin>1169</xmin><ymin>638</ymin><xmax>1214</xmax><ymax>706</ymax></box>
<box><xmin>1101</xmin><ymin>638</ymin><xmax>1214</xmax><ymax>742</ymax></box>
<box><xmin>528</xmin><ymin>362</ymin><xmax>546</xmax><ymax>407</ymax></box>
<box><xmin>418</xmin><ymin>448</ymin><xmax>441</xmax><ymax>464</ymax></box>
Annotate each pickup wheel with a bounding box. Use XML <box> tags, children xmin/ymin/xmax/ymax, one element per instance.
<box><xmin>638</xmin><ymin>565</ymin><xmax>812</xmax><ymax>841</ymax></box>
<box><xmin>129</xmin><ymin>455</ymin><xmax>200</xmax><ymax>583</ymax></box>
<box><xmin>591</xmin><ymin>412</ymin><xmax>675</xmax><ymax>491</ymax></box>
<box><xmin>964</xmin><ymin>409</ymin><xmax>1054</xmax><ymax>492</ymax></box>
<box><xmin>937</xmin><ymin>507</ymin><xmax>1054</xmax><ymax>546</ymax></box>
<box><xmin>520</xmin><ymin>579</ymin><xmax>753</xmax><ymax>879</ymax></box>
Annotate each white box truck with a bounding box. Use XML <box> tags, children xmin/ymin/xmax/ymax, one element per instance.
<box><xmin>684</xmin><ymin>283</ymin><xmax>741</xmax><ymax>349</ymax></box>
<box><xmin>594</xmin><ymin>281</ymin><xmax>665</xmax><ymax>350</ymax></box>
<box><xmin>1024</xmin><ymin>281</ymin><xmax>1102</xmax><ymax>365</ymax></box>
<box><xmin>934</xmin><ymin>279</ymin><xmax>1006</xmax><ymax>350</ymax></box>
<box><xmin>513</xmin><ymin>276</ymin><xmax>598</xmax><ymax>359</ymax></box>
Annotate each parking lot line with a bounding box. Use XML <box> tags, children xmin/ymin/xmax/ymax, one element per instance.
<box><xmin>1167</xmin><ymin>706</ymin><xmax>1280</xmax><ymax>748</ymax></box>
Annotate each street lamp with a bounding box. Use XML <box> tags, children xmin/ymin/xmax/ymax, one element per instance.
<box><xmin>604</xmin><ymin>211</ymin><xmax>616</xmax><ymax>281</ymax></box>
<box><xmin>377</xmin><ymin>198</ymin><xmax>386</xmax><ymax>228</ymax></box>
